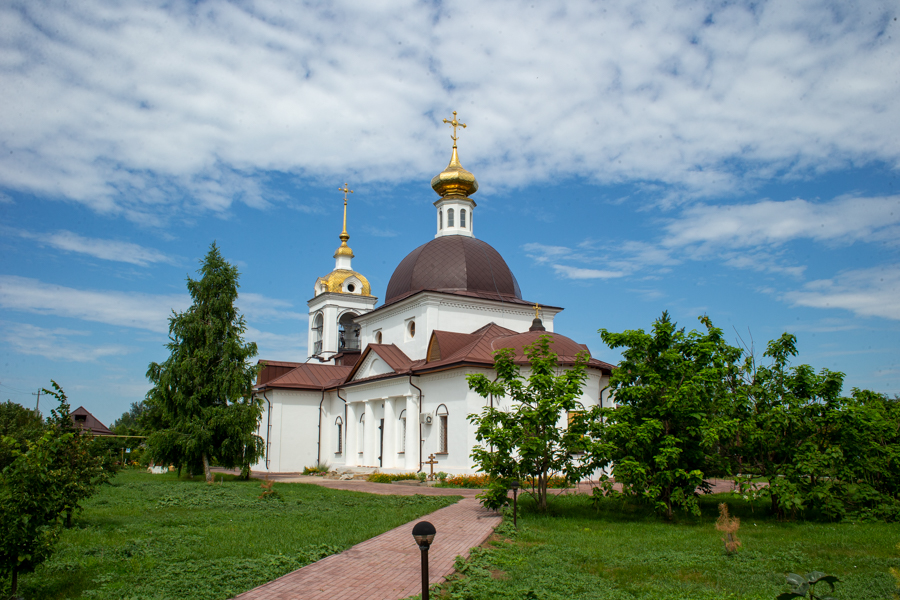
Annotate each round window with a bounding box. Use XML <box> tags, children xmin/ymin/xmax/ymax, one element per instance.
<box><xmin>408</xmin><ymin>321</ymin><xmax>416</xmax><ymax>338</ymax></box>
<box><xmin>347</xmin><ymin>283</ymin><xmax>356</xmax><ymax>293</ymax></box>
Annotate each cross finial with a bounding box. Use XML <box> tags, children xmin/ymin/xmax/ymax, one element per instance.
<box><xmin>442</xmin><ymin>111</ymin><xmax>467</xmax><ymax>148</ymax></box>
<box><xmin>339</xmin><ymin>183</ymin><xmax>353</xmax><ymax>204</ymax></box>
<box><xmin>533</xmin><ymin>303</ymin><xmax>542</xmax><ymax>319</ymax></box>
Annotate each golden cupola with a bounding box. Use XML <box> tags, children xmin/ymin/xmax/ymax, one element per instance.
<box><xmin>314</xmin><ymin>184</ymin><xmax>372</xmax><ymax>297</ymax></box>
<box><xmin>431</xmin><ymin>111</ymin><xmax>479</xmax><ymax>199</ymax></box>
<box><xmin>432</xmin><ymin>111</ymin><xmax>478</xmax><ymax>239</ymax></box>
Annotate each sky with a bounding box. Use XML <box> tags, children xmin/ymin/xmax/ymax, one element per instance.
<box><xmin>1</xmin><ymin>0</ymin><xmax>898</xmax><ymax>426</ymax></box>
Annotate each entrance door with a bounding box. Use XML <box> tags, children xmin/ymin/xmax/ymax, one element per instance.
<box><xmin>378</xmin><ymin>418</ymin><xmax>384</xmax><ymax>467</ymax></box>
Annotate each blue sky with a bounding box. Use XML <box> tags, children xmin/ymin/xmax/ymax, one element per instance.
<box><xmin>1</xmin><ymin>1</ymin><xmax>898</xmax><ymax>426</ymax></box>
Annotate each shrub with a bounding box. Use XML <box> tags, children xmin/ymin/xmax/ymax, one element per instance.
<box><xmin>302</xmin><ymin>462</ymin><xmax>330</xmax><ymax>475</ymax></box>
<box><xmin>366</xmin><ymin>472</ymin><xmax>418</xmax><ymax>483</ymax></box>
<box><xmin>444</xmin><ymin>474</ymin><xmax>492</xmax><ymax>488</ymax></box>
<box><xmin>436</xmin><ymin>471</ymin><xmax>448</xmax><ymax>482</ymax></box>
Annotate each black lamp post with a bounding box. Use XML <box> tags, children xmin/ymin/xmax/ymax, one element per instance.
<box><xmin>510</xmin><ymin>480</ymin><xmax>520</xmax><ymax>528</ymax></box>
<box><xmin>412</xmin><ymin>520</ymin><xmax>436</xmax><ymax>600</ymax></box>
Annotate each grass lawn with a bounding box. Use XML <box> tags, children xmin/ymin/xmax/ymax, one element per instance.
<box><xmin>6</xmin><ymin>469</ymin><xmax>460</xmax><ymax>600</ymax></box>
<box><xmin>431</xmin><ymin>493</ymin><xmax>900</xmax><ymax>600</ymax></box>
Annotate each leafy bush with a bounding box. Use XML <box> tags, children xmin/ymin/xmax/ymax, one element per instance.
<box><xmin>366</xmin><ymin>472</ymin><xmax>418</xmax><ymax>483</ymax></box>
<box><xmin>436</xmin><ymin>471</ymin><xmax>448</xmax><ymax>482</ymax></box>
<box><xmin>443</xmin><ymin>473</ymin><xmax>491</xmax><ymax>488</ymax></box>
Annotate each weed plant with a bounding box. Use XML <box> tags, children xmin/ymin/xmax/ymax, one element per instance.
<box><xmin>3</xmin><ymin>470</ymin><xmax>458</xmax><ymax>600</ymax></box>
<box><xmin>427</xmin><ymin>493</ymin><xmax>899</xmax><ymax>600</ymax></box>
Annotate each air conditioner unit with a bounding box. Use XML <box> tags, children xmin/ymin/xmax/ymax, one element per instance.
<box><xmin>420</xmin><ymin>414</ymin><xmax>433</xmax><ymax>425</ymax></box>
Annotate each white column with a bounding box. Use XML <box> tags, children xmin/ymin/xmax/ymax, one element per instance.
<box><xmin>382</xmin><ymin>397</ymin><xmax>397</xmax><ymax>469</ymax></box>
<box><xmin>345</xmin><ymin>402</ymin><xmax>357</xmax><ymax>466</ymax></box>
<box><xmin>404</xmin><ymin>393</ymin><xmax>419</xmax><ymax>471</ymax></box>
<box><xmin>364</xmin><ymin>399</ymin><xmax>378</xmax><ymax>467</ymax></box>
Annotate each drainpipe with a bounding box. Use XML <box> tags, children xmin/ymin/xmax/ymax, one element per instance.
<box><xmin>261</xmin><ymin>390</ymin><xmax>272</xmax><ymax>470</ymax></box>
<box><xmin>316</xmin><ymin>387</ymin><xmax>326</xmax><ymax>467</ymax></box>
<box><xmin>408</xmin><ymin>374</ymin><xmax>424</xmax><ymax>473</ymax></box>
<box><xmin>337</xmin><ymin>388</ymin><xmax>348</xmax><ymax>463</ymax></box>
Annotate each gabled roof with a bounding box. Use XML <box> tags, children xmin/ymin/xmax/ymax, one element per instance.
<box><xmin>345</xmin><ymin>344</ymin><xmax>419</xmax><ymax>383</ymax></box>
<box><xmin>257</xmin><ymin>363</ymin><xmax>352</xmax><ymax>391</ymax></box>
<box><xmin>257</xmin><ymin>324</ymin><xmax>614</xmax><ymax>393</ymax></box>
<box><xmin>71</xmin><ymin>406</ymin><xmax>112</xmax><ymax>436</ymax></box>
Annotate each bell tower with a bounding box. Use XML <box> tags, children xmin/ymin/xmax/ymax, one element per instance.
<box><xmin>307</xmin><ymin>183</ymin><xmax>377</xmax><ymax>364</ymax></box>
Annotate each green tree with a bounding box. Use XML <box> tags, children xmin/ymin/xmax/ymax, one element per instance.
<box><xmin>43</xmin><ymin>381</ymin><xmax>111</xmax><ymax>528</ymax></box>
<box><xmin>733</xmin><ymin>335</ymin><xmax>900</xmax><ymax>520</ymax></box>
<box><xmin>146</xmin><ymin>242</ymin><xmax>263</xmax><ymax>483</ymax></box>
<box><xmin>0</xmin><ymin>429</ymin><xmax>70</xmax><ymax>598</ymax></box>
<box><xmin>467</xmin><ymin>335</ymin><xmax>589</xmax><ymax>512</ymax></box>
<box><xmin>0</xmin><ymin>401</ymin><xmax>45</xmax><ymax>471</ymax></box>
<box><xmin>591</xmin><ymin>312</ymin><xmax>742</xmax><ymax>519</ymax></box>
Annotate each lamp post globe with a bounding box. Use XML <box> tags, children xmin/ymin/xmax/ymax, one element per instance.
<box><xmin>412</xmin><ymin>521</ymin><xmax>437</xmax><ymax>600</ymax></box>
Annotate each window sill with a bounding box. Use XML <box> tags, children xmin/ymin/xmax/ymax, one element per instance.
<box><xmin>397</xmin><ymin>452</ymin><xmax>405</xmax><ymax>455</ymax></box>
<box><xmin>435</xmin><ymin>452</ymin><xmax>448</xmax><ymax>456</ymax></box>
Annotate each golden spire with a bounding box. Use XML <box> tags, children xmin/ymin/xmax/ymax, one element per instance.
<box><xmin>533</xmin><ymin>303</ymin><xmax>542</xmax><ymax>319</ymax></box>
<box><xmin>432</xmin><ymin>111</ymin><xmax>478</xmax><ymax>198</ymax></box>
<box><xmin>334</xmin><ymin>183</ymin><xmax>354</xmax><ymax>258</ymax></box>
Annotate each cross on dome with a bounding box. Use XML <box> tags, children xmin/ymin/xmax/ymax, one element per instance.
<box><xmin>442</xmin><ymin>111</ymin><xmax>467</xmax><ymax>148</ymax></box>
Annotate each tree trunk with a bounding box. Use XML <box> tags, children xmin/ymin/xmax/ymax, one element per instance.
<box><xmin>66</xmin><ymin>506</ymin><xmax>73</xmax><ymax>528</ymax></box>
<box><xmin>11</xmin><ymin>566</ymin><xmax>18</xmax><ymax>598</ymax></box>
<box><xmin>203</xmin><ymin>453</ymin><xmax>212</xmax><ymax>484</ymax></box>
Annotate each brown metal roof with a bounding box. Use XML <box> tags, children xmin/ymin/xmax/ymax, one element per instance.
<box><xmin>384</xmin><ymin>236</ymin><xmax>522</xmax><ymax>306</ymax></box>
<box><xmin>258</xmin><ymin>363</ymin><xmax>353</xmax><ymax>390</ymax></box>
<box><xmin>71</xmin><ymin>406</ymin><xmax>113</xmax><ymax>436</ymax></box>
<box><xmin>345</xmin><ymin>344</ymin><xmax>416</xmax><ymax>382</ymax></box>
<box><xmin>257</xmin><ymin>360</ymin><xmax>305</xmax><ymax>387</ymax></box>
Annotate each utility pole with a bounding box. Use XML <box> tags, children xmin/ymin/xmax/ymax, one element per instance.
<box><xmin>32</xmin><ymin>388</ymin><xmax>41</xmax><ymax>412</ymax></box>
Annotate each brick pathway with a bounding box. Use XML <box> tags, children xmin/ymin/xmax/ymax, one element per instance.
<box><xmin>232</xmin><ymin>497</ymin><xmax>500</xmax><ymax>600</ymax></box>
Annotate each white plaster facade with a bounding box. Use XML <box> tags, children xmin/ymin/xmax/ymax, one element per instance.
<box><xmin>251</xmin><ymin>143</ymin><xmax>614</xmax><ymax>475</ymax></box>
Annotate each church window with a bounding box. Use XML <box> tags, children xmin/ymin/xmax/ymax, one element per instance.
<box><xmin>375</xmin><ymin>330</ymin><xmax>383</xmax><ymax>344</ymax></box>
<box><xmin>347</xmin><ymin>283</ymin><xmax>355</xmax><ymax>292</ymax></box>
<box><xmin>358</xmin><ymin>412</ymin><xmax>365</xmax><ymax>454</ymax></box>
<box><xmin>439</xmin><ymin>210</ymin><xmax>443</xmax><ymax>229</ymax></box>
<box><xmin>407</xmin><ymin>320</ymin><xmax>416</xmax><ymax>339</ymax></box>
<box><xmin>338</xmin><ymin>312</ymin><xmax>359</xmax><ymax>350</ymax></box>
<box><xmin>335</xmin><ymin>416</ymin><xmax>343</xmax><ymax>454</ymax></box>
<box><xmin>312</xmin><ymin>313</ymin><xmax>324</xmax><ymax>355</ymax></box>
<box><xmin>436</xmin><ymin>404</ymin><xmax>449</xmax><ymax>454</ymax></box>
<box><xmin>447</xmin><ymin>208</ymin><xmax>454</xmax><ymax>227</ymax></box>
<box><xmin>460</xmin><ymin>209</ymin><xmax>466</xmax><ymax>228</ymax></box>
<box><xmin>398</xmin><ymin>409</ymin><xmax>406</xmax><ymax>453</ymax></box>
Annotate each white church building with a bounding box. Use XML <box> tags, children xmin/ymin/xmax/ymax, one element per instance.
<box><xmin>252</xmin><ymin>120</ymin><xmax>615</xmax><ymax>474</ymax></box>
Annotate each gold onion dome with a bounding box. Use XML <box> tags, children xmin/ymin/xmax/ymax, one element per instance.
<box><xmin>317</xmin><ymin>269</ymin><xmax>372</xmax><ymax>295</ymax></box>
<box><xmin>431</xmin><ymin>146</ymin><xmax>479</xmax><ymax>198</ymax></box>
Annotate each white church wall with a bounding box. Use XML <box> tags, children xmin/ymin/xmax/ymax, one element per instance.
<box><xmin>356</xmin><ymin>292</ymin><xmax>563</xmax><ymax>362</ymax></box>
<box><xmin>253</xmin><ymin>389</ymin><xmax>322</xmax><ymax>472</ymax></box>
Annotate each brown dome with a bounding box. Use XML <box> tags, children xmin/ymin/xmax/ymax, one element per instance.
<box><xmin>385</xmin><ymin>236</ymin><xmax>522</xmax><ymax>305</ymax></box>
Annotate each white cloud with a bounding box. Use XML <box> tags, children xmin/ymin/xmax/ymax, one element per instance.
<box><xmin>0</xmin><ymin>276</ymin><xmax>306</xmax><ymax>336</ymax></box>
<box><xmin>1</xmin><ymin>321</ymin><xmax>133</xmax><ymax>362</ymax></box>
<box><xmin>663</xmin><ymin>195</ymin><xmax>900</xmax><ymax>250</ymax></box>
<box><xmin>247</xmin><ymin>326</ymin><xmax>306</xmax><ymax>362</ymax></box>
<box><xmin>783</xmin><ymin>265</ymin><xmax>900</xmax><ymax>320</ymax></box>
<box><xmin>10</xmin><ymin>228</ymin><xmax>177</xmax><ymax>266</ymax></box>
<box><xmin>552</xmin><ymin>265</ymin><xmax>627</xmax><ymax>280</ymax></box>
<box><xmin>0</xmin><ymin>275</ymin><xmax>186</xmax><ymax>332</ymax></box>
<box><xmin>0</xmin><ymin>1</ymin><xmax>898</xmax><ymax>220</ymax></box>
<box><xmin>239</xmin><ymin>293</ymin><xmax>307</xmax><ymax>323</ymax></box>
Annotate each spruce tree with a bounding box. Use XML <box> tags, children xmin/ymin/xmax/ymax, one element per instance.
<box><xmin>146</xmin><ymin>242</ymin><xmax>263</xmax><ymax>482</ymax></box>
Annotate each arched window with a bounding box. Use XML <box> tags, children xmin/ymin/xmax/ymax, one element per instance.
<box><xmin>375</xmin><ymin>330</ymin><xmax>383</xmax><ymax>344</ymax></box>
<box><xmin>439</xmin><ymin>210</ymin><xmax>443</xmax><ymax>229</ymax></box>
<box><xmin>312</xmin><ymin>313</ymin><xmax>324</xmax><ymax>355</ymax></box>
<box><xmin>335</xmin><ymin>416</ymin><xmax>343</xmax><ymax>454</ymax></box>
<box><xmin>338</xmin><ymin>312</ymin><xmax>359</xmax><ymax>350</ymax></box>
<box><xmin>460</xmin><ymin>209</ymin><xmax>466</xmax><ymax>228</ymax></box>
<box><xmin>398</xmin><ymin>409</ymin><xmax>407</xmax><ymax>453</ymax></box>
<box><xmin>436</xmin><ymin>404</ymin><xmax>449</xmax><ymax>454</ymax></box>
<box><xmin>358</xmin><ymin>412</ymin><xmax>365</xmax><ymax>455</ymax></box>
<box><xmin>447</xmin><ymin>208</ymin><xmax>454</xmax><ymax>227</ymax></box>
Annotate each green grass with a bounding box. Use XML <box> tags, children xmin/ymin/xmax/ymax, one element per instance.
<box><xmin>429</xmin><ymin>494</ymin><xmax>900</xmax><ymax>600</ymax></box>
<box><xmin>6</xmin><ymin>469</ymin><xmax>460</xmax><ymax>600</ymax></box>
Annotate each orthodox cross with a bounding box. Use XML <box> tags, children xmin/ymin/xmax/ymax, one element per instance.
<box><xmin>442</xmin><ymin>111</ymin><xmax>466</xmax><ymax>148</ymax></box>
<box><xmin>338</xmin><ymin>183</ymin><xmax>353</xmax><ymax>205</ymax></box>
<box><xmin>424</xmin><ymin>453</ymin><xmax>439</xmax><ymax>479</ymax></box>
<box><xmin>533</xmin><ymin>303</ymin><xmax>542</xmax><ymax>320</ymax></box>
